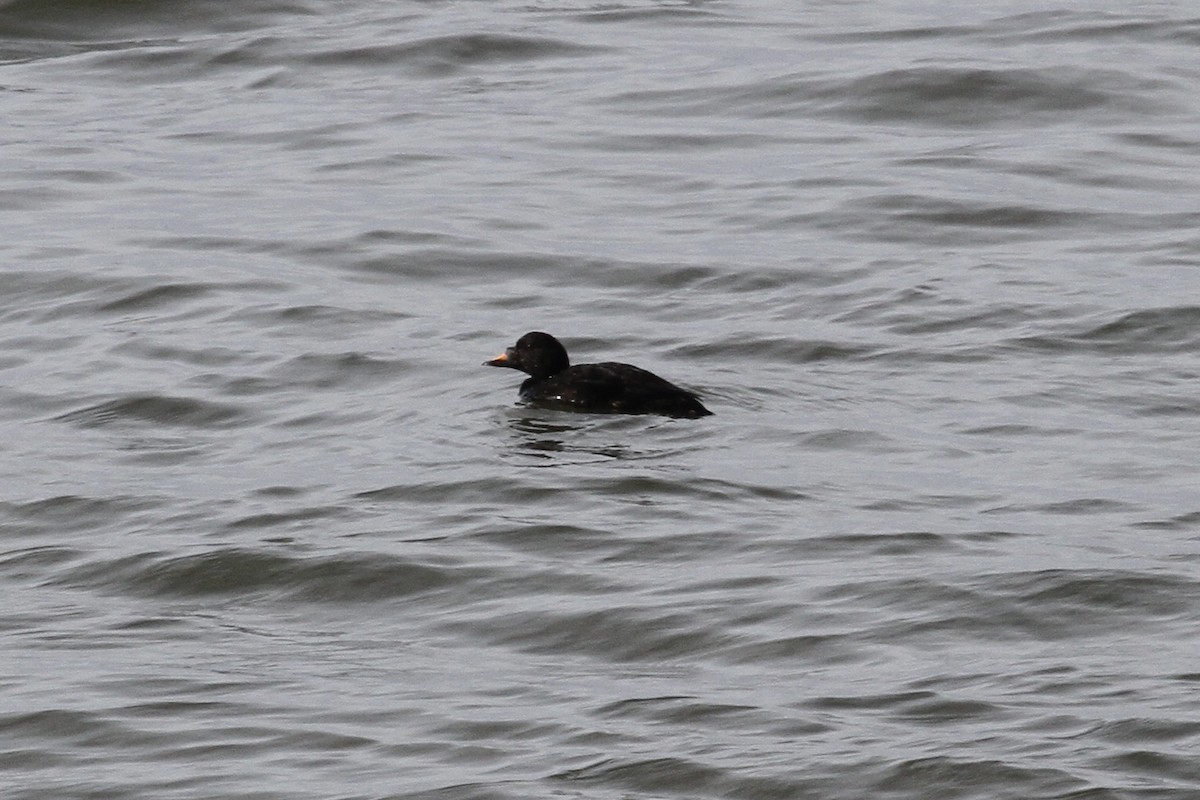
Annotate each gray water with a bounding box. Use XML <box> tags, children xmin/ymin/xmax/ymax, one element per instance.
<box><xmin>3</xmin><ymin>1</ymin><xmax>1200</xmax><ymax>798</ymax></box>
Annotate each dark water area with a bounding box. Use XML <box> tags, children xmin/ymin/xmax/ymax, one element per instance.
<box><xmin>3</xmin><ymin>1</ymin><xmax>1200</xmax><ymax>798</ymax></box>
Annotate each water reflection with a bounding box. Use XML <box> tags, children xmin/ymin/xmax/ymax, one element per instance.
<box><xmin>500</xmin><ymin>409</ymin><xmax>685</xmax><ymax>464</ymax></box>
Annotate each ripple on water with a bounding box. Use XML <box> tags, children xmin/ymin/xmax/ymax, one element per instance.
<box><xmin>54</xmin><ymin>395</ymin><xmax>254</xmax><ymax>430</ymax></box>
<box><xmin>52</xmin><ymin>547</ymin><xmax>461</xmax><ymax>603</ymax></box>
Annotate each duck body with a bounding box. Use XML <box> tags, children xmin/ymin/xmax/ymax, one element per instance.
<box><xmin>485</xmin><ymin>332</ymin><xmax>712</xmax><ymax>419</ymax></box>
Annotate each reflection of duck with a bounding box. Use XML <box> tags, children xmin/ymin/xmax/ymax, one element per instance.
<box><xmin>485</xmin><ymin>332</ymin><xmax>712</xmax><ymax>419</ymax></box>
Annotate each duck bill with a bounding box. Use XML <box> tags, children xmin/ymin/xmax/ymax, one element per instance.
<box><xmin>484</xmin><ymin>350</ymin><xmax>512</xmax><ymax>367</ymax></box>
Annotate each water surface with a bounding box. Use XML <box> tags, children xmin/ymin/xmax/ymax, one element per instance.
<box><xmin>3</xmin><ymin>1</ymin><xmax>1200</xmax><ymax>798</ymax></box>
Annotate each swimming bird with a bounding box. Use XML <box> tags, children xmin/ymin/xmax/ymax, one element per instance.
<box><xmin>484</xmin><ymin>331</ymin><xmax>712</xmax><ymax>418</ymax></box>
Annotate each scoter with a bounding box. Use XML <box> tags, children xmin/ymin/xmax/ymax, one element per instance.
<box><xmin>484</xmin><ymin>331</ymin><xmax>712</xmax><ymax>418</ymax></box>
